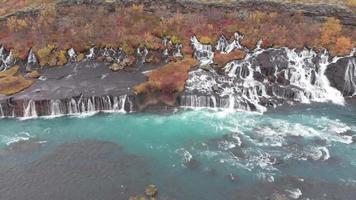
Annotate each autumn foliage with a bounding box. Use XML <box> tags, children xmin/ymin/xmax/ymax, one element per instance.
<box><xmin>0</xmin><ymin>2</ymin><xmax>354</xmax><ymax>65</ymax></box>
<box><xmin>0</xmin><ymin>66</ymin><xmax>34</xmax><ymax>95</ymax></box>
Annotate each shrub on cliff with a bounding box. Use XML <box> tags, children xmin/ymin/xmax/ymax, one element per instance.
<box><xmin>134</xmin><ymin>58</ymin><xmax>199</xmax><ymax>105</ymax></box>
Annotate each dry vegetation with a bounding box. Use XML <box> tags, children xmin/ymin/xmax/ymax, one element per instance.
<box><xmin>214</xmin><ymin>50</ymin><xmax>247</xmax><ymax>67</ymax></box>
<box><xmin>0</xmin><ymin>0</ymin><xmax>54</xmax><ymax>17</ymax></box>
<box><xmin>0</xmin><ymin>3</ymin><xmax>354</xmax><ymax>64</ymax></box>
<box><xmin>0</xmin><ymin>1</ymin><xmax>354</xmax><ymax>100</ymax></box>
<box><xmin>134</xmin><ymin>58</ymin><xmax>199</xmax><ymax>104</ymax></box>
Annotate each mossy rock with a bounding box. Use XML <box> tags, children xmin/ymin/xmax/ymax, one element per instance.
<box><xmin>145</xmin><ymin>185</ymin><xmax>158</xmax><ymax>197</ymax></box>
<box><xmin>0</xmin><ymin>75</ymin><xmax>34</xmax><ymax>95</ymax></box>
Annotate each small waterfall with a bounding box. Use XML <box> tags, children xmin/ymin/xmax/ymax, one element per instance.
<box><xmin>0</xmin><ymin>103</ymin><xmax>4</xmax><ymax>117</ymax></box>
<box><xmin>136</xmin><ymin>48</ymin><xmax>149</xmax><ymax>64</ymax></box>
<box><xmin>26</xmin><ymin>49</ymin><xmax>38</xmax><ymax>71</ymax></box>
<box><xmin>0</xmin><ymin>46</ymin><xmax>4</xmax><ymax>60</ymax></box>
<box><xmin>23</xmin><ymin>100</ymin><xmax>37</xmax><ymax>118</ymax></box>
<box><xmin>87</xmin><ymin>97</ymin><xmax>95</xmax><ymax>112</ymax></box>
<box><xmin>119</xmin><ymin>94</ymin><xmax>127</xmax><ymax>113</ymax></box>
<box><xmin>68</xmin><ymin>48</ymin><xmax>77</xmax><ymax>61</ymax></box>
<box><xmin>1</xmin><ymin>50</ymin><xmax>13</xmax><ymax>71</ymax></box>
<box><xmin>68</xmin><ymin>98</ymin><xmax>78</xmax><ymax>114</ymax></box>
<box><xmin>86</xmin><ymin>47</ymin><xmax>95</xmax><ymax>59</ymax></box>
<box><xmin>191</xmin><ymin>36</ymin><xmax>214</xmax><ymax>66</ymax></box>
<box><xmin>223</xmin><ymin>32</ymin><xmax>244</xmax><ymax>54</ymax></box>
<box><xmin>344</xmin><ymin>59</ymin><xmax>356</xmax><ymax>96</ymax></box>
<box><xmin>50</xmin><ymin>99</ymin><xmax>62</xmax><ymax>116</ymax></box>
<box><xmin>173</xmin><ymin>44</ymin><xmax>183</xmax><ymax>58</ymax></box>
<box><xmin>216</xmin><ymin>35</ymin><xmax>228</xmax><ymax>52</ymax></box>
<box><xmin>180</xmin><ymin>95</ymin><xmax>221</xmax><ymax>109</ymax></box>
<box><xmin>27</xmin><ymin>49</ymin><xmax>37</xmax><ymax>64</ymax></box>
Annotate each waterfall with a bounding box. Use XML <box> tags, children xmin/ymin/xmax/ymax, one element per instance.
<box><xmin>173</xmin><ymin>44</ymin><xmax>183</xmax><ymax>58</ymax></box>
<box><xmin>87</xmin><ymin>98</ymin><xmax>94</xmax><ymax>112</ymax></box>
<box><xmin>224</xmin><ymin>32</ymin><xmax>244</xmax><ymax>54</ymax></box>
<box><xmin>216</xmin><ymin>35</ymin><xmax>228</xmax><ymax>53</ymax></box>
<box><xmin>0</xmin><ymin>46</ymin><xmax>4</xmax><ymax>60</ymax></box>
<box><xmin>27</xmin><ymin>49</ymin><xmax>37</xmax><ymax>64</ymax></box>
<box><xmin>344</xmin><ymin>59</ymin><xmax>356</xmax><ymax>96</ymax></box>
<box><xmin>23</xmin><ymin>100</ymin><xmax>37</xmax><ymax>118</ymax></box>
<box><xmin>68</xmin><ymin>48</ymin><xmax>77</xmax><ymax>61</ymax></box>
<box><xmin>183</xmin><ymin>43</ymin><xmax>347</xmax><ymax>112</ymax></box>
<box><xmin>1</xmin><ymin>50</ymin><xmax>13</xmax><ymax>71</ymax></box>
<box><xmin>191</xmin><ymin>36</ymin><xmax>214</xmax><ymax>66</ymax></box>
<box><xmin>50</xmin><ymin>99</ymin><xmax>62</xmax><ymax>116</ymax></box>
<box><xmin>284</xmin><ymin>48</ymin><xmax>344</xmax><ymax>105</ymax></box>
<box><xmin>0</xmin><ymin>95</ymin><xmax>133</xmax><ymax>118</ymax></box>
<box><xmin>86</xmin><ymin>47</ymin><xmax>96</xmax><ymax>59</ymax></box>
<box><xmin>68</xmin><ymin>98</ymin><xmax>78</xmax><ymax>114</ymax></box>
<box><xmin>119</xmin><ymin>95</ymin><xmax>127</xmax><ymax>113</ymax></box>
<box><xmin>0</xmin><ymin>103</ymin><xmax>4</xmax><ymax>117</ymax></box>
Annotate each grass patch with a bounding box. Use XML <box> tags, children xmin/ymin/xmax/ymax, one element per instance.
<box><xmin>0</xmin><ymin>75</ymin><xmax>34</xmax><ymax>95</ymax></box>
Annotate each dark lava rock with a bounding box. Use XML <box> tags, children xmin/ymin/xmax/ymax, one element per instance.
<box><xmin>325</xmin><ymin>57</ymin><xmax>356</xmax><ymax>96</ymax></box>
<box><xmin>253</xmin><ymin>49</ymin><xmax>289</xmax><ymax>78</ymax></box>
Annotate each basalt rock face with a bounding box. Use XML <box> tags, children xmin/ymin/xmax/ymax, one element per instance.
<box><xmin>325</xmin><ymin>56</ymin><xmax>356</xmax><ymax>96</ymax></box>
<box><xmin>0</xmin><ymin>95</ymin><xmax>134</xmax><ymax>118</ymax></box>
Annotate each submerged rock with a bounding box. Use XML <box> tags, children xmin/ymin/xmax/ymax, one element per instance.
<box><xmin>145</xmin><ymin>185</ymin><xmax>158</xmax><ymax>197</ymax></box>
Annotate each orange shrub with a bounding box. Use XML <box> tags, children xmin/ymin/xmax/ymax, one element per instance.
<box><xmin>320</xmin><ymin>17</ymin><xmax>342</xmax><ymax>46</ymax></box>
<box><xmin>332</xmin><ymin>36</ymin><xmax>353</xmax><ymax>55</ymax></box>
<box><xmin>134</xmin><ymin>58</ymin><xmax>199</xmax><ymax>104</ymax></box>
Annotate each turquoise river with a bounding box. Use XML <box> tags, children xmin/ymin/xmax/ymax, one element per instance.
<box><xmin>0</xmin><ymin>103</ymin><xmax>356</xmax><ymax>200</ymax></box>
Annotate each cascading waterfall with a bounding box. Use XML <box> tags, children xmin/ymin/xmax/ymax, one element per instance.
<box><xmin>284</xmin><ymin>48</ymin><xmax>344</xmax><ymax>105</ymax></box>
<box><xmin>182</xmin><ymin>33</ymin><xmax>348</xmax><ymax>112</ymax></box>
